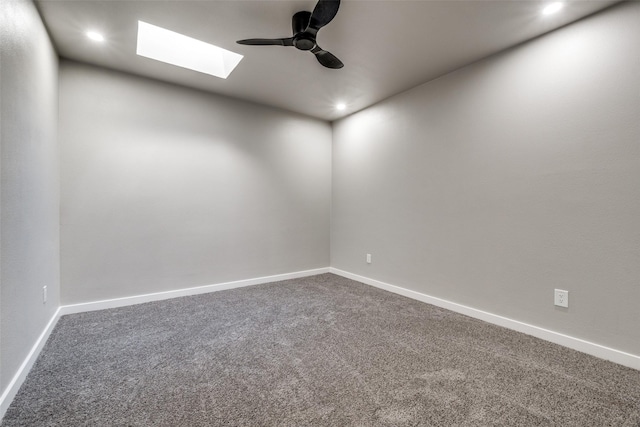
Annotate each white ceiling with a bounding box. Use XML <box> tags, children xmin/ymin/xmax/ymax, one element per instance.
<box><xmin>36</xmin><ymin>0</ymin><xmax>619</xmax><ymax>121</ymax></box>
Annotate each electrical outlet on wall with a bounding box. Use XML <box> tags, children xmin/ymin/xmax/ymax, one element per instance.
<box><xmin>43</xmin><ymin>286</ymin><xmax>47</xmax><ymax>304</ymax></box>
<box><xmin>554</xmin><ymin>289</ymin><xmax>568</xmax><ymax>308</ymax></box>
<box><xmin>366</xmin><ymin>253</ymin><xmax>372</xmax><ymax>264</ymax></box>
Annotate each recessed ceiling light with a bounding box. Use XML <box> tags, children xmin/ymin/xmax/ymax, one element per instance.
<box><xmin>136</xmin><ymin>21</ymin><xmax>243</xmax><ymax>79</ymax></box>
<box><xmin>542</xmin><ymin>2</ymin><xmax>564</xmax><ymax>15</ymax></box>
<box><xmin>336</xmin><ymin>103</ymin><xmax>346</xmax><ymax>111</ymax></box>
<box><xmin>86</xmin><ymin>31</ymin><xmax>105</xmax><ymax>42</ymax></box>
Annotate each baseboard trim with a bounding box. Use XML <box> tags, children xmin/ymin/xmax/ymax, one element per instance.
<box><xmin>329</xmin><ymin>268</ymin><xmax>640</xmax><ymax>371</ymax></box>
<box><xmin>0</xmin><ymin>307</ymin><xmax>62</xmax><ymax>421</ymax></box>
<box><xmin>59</xmin><ymin>267</ymin><xmax>331</xmax><ymax>316</ymax></box>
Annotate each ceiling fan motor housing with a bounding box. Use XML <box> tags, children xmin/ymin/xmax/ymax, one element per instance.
<box><xmin>292</xmin><ymin>11</ymin><xmax>315</xmax><ymax>50</ymax></box>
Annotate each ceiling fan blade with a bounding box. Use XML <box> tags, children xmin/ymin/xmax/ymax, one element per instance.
<box><xmin>307</xmin><ymin>0</ymin><xmax>340</xmax><ymax>32</ymax></box>
<box><xmin>236</xmin><ymin>38</ymin><xmax>294</xmax><ymax>46</ymax></box>
<box><xmin>311</xmin><ymin>45</ymin><xmax>343</xmax><ymax>69</ymax></box>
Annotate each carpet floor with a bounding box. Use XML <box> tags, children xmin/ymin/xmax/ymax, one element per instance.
<box><xmin>2</xmin><ymin>273</ymin><xmax>639</xmax><ymax>426</ymax></box>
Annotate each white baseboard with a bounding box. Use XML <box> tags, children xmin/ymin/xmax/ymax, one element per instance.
<box><xmin>0</xmin><ymin>307</ymin><xmax>62</xmax><ymax>420</ymax></box>
<box><xmin>59</xmin><ymin>267</ymin><xmax>330</xmax><ymax>315</ymax></box>
<box><xmin>330</xmin><ymin>268</ymin><xmax>640</xmax><ymax>371</ymax></box>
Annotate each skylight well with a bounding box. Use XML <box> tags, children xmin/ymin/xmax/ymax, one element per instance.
<box><xmin>136</xmin><ymin>21</ymin><xmax>243</xmax><ymax>79</ymax></box>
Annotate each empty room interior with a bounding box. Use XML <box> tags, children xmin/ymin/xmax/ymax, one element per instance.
<box><xmin>1</xmin><ymin>0</ymin><xmax>639</xmax><ymax>425</ymax></box>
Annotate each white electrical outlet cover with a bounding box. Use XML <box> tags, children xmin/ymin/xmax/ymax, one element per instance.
<box><xmin>554</xmin><ymin>289</ymin><xmax>569</xmax><ymax>307</ymax></box>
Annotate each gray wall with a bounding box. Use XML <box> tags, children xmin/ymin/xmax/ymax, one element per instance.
<box><xmin>59</xmin><ymin>61</ymin><xmax>331</xmax><ymax>305</ymax></box>
<box><xmin>0</xmin><ymin>0</ymin><xmax>60</xmax><ymax>392</ymax></box>
<box><xmin>332</xmin><ymin>2</ymin><xmax>640</xmax><ymax>356</ymax></box>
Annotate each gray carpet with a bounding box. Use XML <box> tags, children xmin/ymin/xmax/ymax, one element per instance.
<box><xmin>3</xmin><ymin>273</ymin><xmax>639</xmax><ymax>426</ymax></box>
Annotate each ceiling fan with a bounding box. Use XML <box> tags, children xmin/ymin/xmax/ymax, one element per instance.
<box><xmin>236</xmin><ymin>0</ymin><xmax>343</xmax><ymax>69</ymax></box>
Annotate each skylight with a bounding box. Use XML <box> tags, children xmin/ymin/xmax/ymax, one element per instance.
<box><xmin>136</xmin><ymin>21</ymin><xmax>243</xmax><ymax>79</ymax></box>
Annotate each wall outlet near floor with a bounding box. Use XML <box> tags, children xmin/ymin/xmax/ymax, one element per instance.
<box><xmin>366</xmin><ymin>253</ymin><xmax>372</xmax><ymax>264</ymax></box>
<box><xmin>554</xmin><ymin>289</ymin><xmax>568</xmax><ymax>308</ymax></box>
<box><xmin>43</xmin><ymin>285</ymin><xmax>47</xmax><ymax>304</ymax></box>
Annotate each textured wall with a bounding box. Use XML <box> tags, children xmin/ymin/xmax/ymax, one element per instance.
<box><xmin>59</xmin><ymin>61</ymin><xmax>331</xmax><ymax>305</ymax></box>
<box><xmin>332</xmin><ymin>2</ymin><xmax>640</xmax><ymax>355</ymax></box>
<box><xmin>0</xmin><ymin>0</ymin><xmax>60</xmax><ymax>393</ymax></box>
